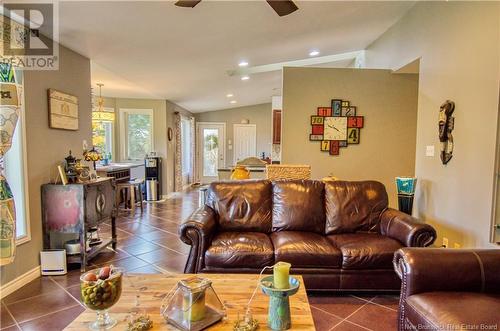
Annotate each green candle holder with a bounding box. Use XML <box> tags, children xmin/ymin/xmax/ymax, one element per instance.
<box><xmin>260</xmin><ymin>276</ymin><xmax>300</xmax><ymax>331</ymax></box>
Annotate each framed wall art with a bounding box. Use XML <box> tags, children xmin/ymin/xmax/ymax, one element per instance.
<box><xmin>48</xmin><ymin>89</ymin><xmax>79</xmax><ymax>130</ymax></box>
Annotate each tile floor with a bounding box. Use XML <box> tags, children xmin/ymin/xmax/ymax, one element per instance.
<box><xmin>0</xmin><ymin>189</ymin><xmax>400</xmax><ymax>331</ymax></box>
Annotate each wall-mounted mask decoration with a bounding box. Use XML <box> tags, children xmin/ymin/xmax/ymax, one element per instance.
<box><xmin>439</xmin><ymin>100</ymin><xmax>455</xmax><ymax>165</ymax></box>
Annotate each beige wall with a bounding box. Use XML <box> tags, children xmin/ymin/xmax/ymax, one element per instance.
<box><xmin>365</xmin><ymin>2</ymin><xmax>500</xmax><ymax>248</ymax></box>
<box><xmin>195</xmin><ymin>103</ymin><xmax>272</xmax><ymax>167</ymax></box>
<box><xmin>1</xmin><ymin>45</ymin><xmax>92</xmax><ymax>285</ymax></box>
<box><xmin>282</xmin><ymin>67</ymin><xmax>419</xmax><ymax>208</ymax></box>
<box><xmin>101</xmin><ymin>97</ymin><xmax>192</xmax><ymax>196</ymax></box>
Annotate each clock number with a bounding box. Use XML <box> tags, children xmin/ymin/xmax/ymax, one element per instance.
<box><xmin>311</xmin><ymin>116</ymin><xmax>324</xmax><ymax>125</ymax></box>
<box><xmin>348</xmin><ymin>128</ymin><xmax>360</xmax><ymax>144</ymax></box>
<box><xmin>317</xmin><ymin>107</ymin><xmax>332</xmax><ymax>117</ymax></box>
<box><xmin>310</xmin><ymin>134</ymin><xmax>323</xmax><ymax>141</ymax></box>
<box><xmin>312</xmin><ymin>125</ymin><xmax>324</xmax><ymax>135</ymax></box>
<box><xmin>321</xmin><ymin>140</ymin><xmax>330</xmax><ymax>151</ymax></box>
<box><xmin>331</xmin><ymin>100</ymin><xmax>342</xmax><ymax>116</ymax></box>
<box><xmin>348</xmin><ymin>116</ymin><xmax>364</xmax><ymax>128</ymax></box>
<box><xmin>343</xmin><ymin>106</ymin><xmax>356</xmax><ymax>117</ymax></box>
<box><xmin>329</xmin><ymin>140</ymin><xmax>340</xmax><ymax>155</ymax></box>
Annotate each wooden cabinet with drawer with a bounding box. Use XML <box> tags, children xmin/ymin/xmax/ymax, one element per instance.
<box><xmin>41</xmin><ymin>177</ymin><xmax>116</xmax><ymax>271</ymax></box>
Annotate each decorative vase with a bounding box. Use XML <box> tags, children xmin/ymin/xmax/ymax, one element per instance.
<box><xmin>395</xmin><ymin>177</ymin><xmax>417</xmax><ymax>215</ymax></box>
<box><xmin>230</xmin><ymin>165</ymin><xmax>250</xmax><ymax>180</ymax></box>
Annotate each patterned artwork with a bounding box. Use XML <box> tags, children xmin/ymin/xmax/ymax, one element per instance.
<box><xmin>0</xmin><ymin>64</ymin><xmax>15</xmax><ymax>83</ymax></box>
<box><xmin>0</xmin><ymin>107</ymin><xmax>20</xmax><ymax>154</ymax></box>
<box><xmin>0</xmin><ymin>179</ymin><xmax>15</xmax><ymax>263</ymax></box>
<box><xmin>0</xmin><ymin>63</ymin><xmax>20</xmax><ymax>266</ymax></box>
<box><xmin>0</xmin><ymin>64</ymin><xmax>21</xmax><ymax>156</ymax></box>
<box><xmin>309</xmin><ymin>99</ymin><xmax>364</xmax><ymax>156</ymax></box>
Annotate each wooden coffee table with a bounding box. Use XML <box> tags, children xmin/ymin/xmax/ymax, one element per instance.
<box><xmin>65</xmin><ymin>274</ymin><xmax>315</xmax><ymax>330</ymax></box>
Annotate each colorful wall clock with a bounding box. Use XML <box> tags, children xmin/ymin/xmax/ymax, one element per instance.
<box><xmin>309</xmin><ymin>99</ymin><xmax>364</xmax><ymax>156</ymax></box>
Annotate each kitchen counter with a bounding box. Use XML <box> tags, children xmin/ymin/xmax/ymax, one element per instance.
<box><xmin>217</xmin><ymin>167</ymin><xmax>266</xmax><ymax>172</ymax></box>
<box><xmin>97</xmin><ymin>162</ymin><xmax>145</xmax><ymax>183</ymax></box>
<box><xmin>217</xmin><ymin>166</ymin><xmax>266</xmax><ymax>180</ymax></box>
<box><xmin>96</xmin><ymin>162</ymin><xmax>142</xmax><ymax>172</ymax></box>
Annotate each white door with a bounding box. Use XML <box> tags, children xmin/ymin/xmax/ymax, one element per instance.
<box><xmin>233</xmin><ymin>124</ymin><xmax>257</xmax><ymax>163</ymax></box>
<box><xmin>196</xmin><ymin>122</ymin><xmax>226</xmax><ymax>184</ymax></box>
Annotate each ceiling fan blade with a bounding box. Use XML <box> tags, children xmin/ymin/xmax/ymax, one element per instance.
<box><xmin>266</xmin><ymin>0</ymin><xmax>298</xmax><ymax>17</ymax></box>
<box><xmin>174</xmin><ymin>0</ymin><xmax>202</xmax><ymax>8</ymax></box>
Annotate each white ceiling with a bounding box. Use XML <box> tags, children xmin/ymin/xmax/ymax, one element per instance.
<box><xmin>57</xmin><ymin>1</ymin><xmax>414</xmax><ymax>112</ymax></box>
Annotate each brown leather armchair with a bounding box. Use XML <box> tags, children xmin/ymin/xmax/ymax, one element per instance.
<box><xmin>394</xmin><ymin>248</ymin><xmax>500</xmax><ymax>331</ymax></box>
<box><xmin>180</xmin><ymin>180</ymin><xmax>437</xmax><ymax>291</ymax></box>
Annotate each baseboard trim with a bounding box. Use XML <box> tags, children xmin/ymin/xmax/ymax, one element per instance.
<box><xmin>0</xmin><ymin>265</ymin><xmax>41</xmax><ymax>299</ymax></box>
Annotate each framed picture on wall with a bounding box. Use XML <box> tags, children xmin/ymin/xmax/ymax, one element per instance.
<box><xmin>48</xmin><ymin>89</ymin><xmax>79</xmax><ymax>130</ymax></box>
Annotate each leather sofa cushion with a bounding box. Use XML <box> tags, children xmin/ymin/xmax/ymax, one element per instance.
<box><xmin>205</xmin><ymin>232</ymin><xmax>274</xmax><ymax>268</ymax></box>
<box><xmin>405</xmin><ymin>292</ymin><xmax>500</xmax><ymax>330</ymax></box>
<box><xmin>328</xmin><ymin>233</ymin><xmax>402</xmax><ymax>269</ymax></box>
<box><xmin>270</xmin><ymin>231</ymin><xmax>341</xmax><ymax>268</ymax></box>
<box><xmin>325</xmin><ymin>180</ymin><xmax>388</xmax><ymax>234</ymax></box>
<box><xmin>206</xmin><ymin>180</ymin><xmax>272</xmax><ymax>233</ymax></box>
<box><xmin>272</xmin><ymin>180</ymin><xmax>325</xmax><ymax>233</ymax></box>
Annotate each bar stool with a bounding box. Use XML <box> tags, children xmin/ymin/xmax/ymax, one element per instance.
<box><xmin>116</xmin><ymin>178</ymin><xmax>144</xmax><ymax>214</ymax></box>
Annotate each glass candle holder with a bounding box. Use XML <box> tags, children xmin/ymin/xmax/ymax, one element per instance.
<box><xmin>161</xmin><ymin>276</ymin><xmax>225</xmax><ymax>331</ymax></box>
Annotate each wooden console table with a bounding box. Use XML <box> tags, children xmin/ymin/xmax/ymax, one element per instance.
<box><xmin>41</xmin><ymin>177</ymin><xmax>117</xmax><ymax>271</ymax></box>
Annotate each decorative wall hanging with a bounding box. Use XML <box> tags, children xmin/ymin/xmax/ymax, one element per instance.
<box><xmin>309</xmin><ymin>99</ymin><xmax>364</xmax><ymax>155</ymax></box>
<box><xmin>167</xmin><ymin>127</ymin><xmax>173</xmax><ymax>141</ymax></box>
<box><xmin>0</xmin><ymin>63</ymin><xmax>21</xmax><ymax>266</ymax></box>
<box><xmin>48</xmin><ymin>89</ymin><xmax>79</xmax><ymax>130</ymax></box>
<box><xmin>438</xmin><ymin>100</ymin><xmax>455</xmax><ymax>165</ymax></box>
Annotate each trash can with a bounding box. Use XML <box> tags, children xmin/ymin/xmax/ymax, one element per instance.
<box><xmin>146</xmin><ymin>179</ymin><xmax>159</xmax><ymax>201</ymax></box>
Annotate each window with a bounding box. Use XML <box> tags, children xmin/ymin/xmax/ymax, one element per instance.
<box><xmin>120</xmin><ymin>109</ymin><xmax>154</xmax><ymax>161</ymax></box>
<box><xmin>92</xmin><ymin>107</ymin><xmax>115</xmax><ymax>160</ymax></box>
<box><xmin>4</xmin><ymin>70</ymin><xmax>30</xmax><ymax>244</ymax></box>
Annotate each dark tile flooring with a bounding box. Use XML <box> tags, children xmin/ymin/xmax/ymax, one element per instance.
<box><xmin>1</xmin><ymin>189</ymin><xmax>399</xmax><ymax>331</ymax></box>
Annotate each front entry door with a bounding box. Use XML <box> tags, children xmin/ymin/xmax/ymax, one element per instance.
<box><xmin>197</xmin><ymin>122</ymin><xmax>226</xmax><ymax>184</ymax></box>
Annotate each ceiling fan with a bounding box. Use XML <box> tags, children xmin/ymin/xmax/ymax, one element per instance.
<box><xmin>174</xmin><ymin>0</ymin><xmax>299</xmax><ymax>17</ymax></box>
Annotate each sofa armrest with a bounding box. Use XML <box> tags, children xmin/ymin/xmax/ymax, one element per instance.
<box><xmin>394</xmin><ymin>248</ymin><xmax>500</xmax><ymax>297</ymax></box>
<box><xmin>380</xmin><ymin>208</ymin><xmax>436</xmax><ymax>247</ymax></box>
<box><xmin>179</xmin><ymin>205</ymin><xmax>217</xmax><ymax>273</ymax></box>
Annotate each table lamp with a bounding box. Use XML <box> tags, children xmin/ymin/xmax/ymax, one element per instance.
<box><xmin>84</xmin><ymin>147</ymin><xmax>102</xmax><ymax>170</ymax></box>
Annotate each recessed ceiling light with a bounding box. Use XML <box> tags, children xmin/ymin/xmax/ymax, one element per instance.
<box><xmin>241</xmin><ymin>76</ymin><xmax>250</xmax><ymax>81</ymax></box>
<box><xmin>238</xmin><ymin>61</ymin><xmax>249</xmax><ymax>67</ymax></box>
<box><xmin>230</xmin><ymin>100</ymin><xmax>237</xmax><ymax>104</ymax></box>
<box><xmin>309</xmin><ymin>50</ymin><xmax>320</xmax><ymax>57</ymax></box>
<box><xmin>226</xmin><ymin>93</ymin><xmax>234</xmax><ymax>98</ymax></box>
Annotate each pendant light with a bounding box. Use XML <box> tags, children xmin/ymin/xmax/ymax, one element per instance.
<box><xmin>92</xmin><ymin>83</ymin><xmax>115</xmax><ymax>122</ymax></box>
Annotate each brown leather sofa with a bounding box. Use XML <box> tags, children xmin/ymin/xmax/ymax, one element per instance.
<box><xmin>180</xmin><ymin>180</ymin><xmax>436</xmax><ymax>291</ymax></box>
<box><xmin>394</xmin><ymin>248</ymin><xmax>500</xmax><ymax>331</ymax></box>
